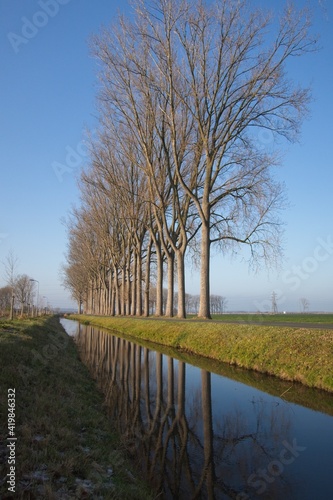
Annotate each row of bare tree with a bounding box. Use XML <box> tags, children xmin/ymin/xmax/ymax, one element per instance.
<box><xmin>0</xmin><ymin>252</ymin><xmax>40</xmax><ymax>318</ymax></box>
<box><xmin>144</xmin><ymin>289</ymin><xmax>227</xmax><ymax>315</ymax></box>
<box><xmin>0</xmin><ymin>278</ymin><xmax>35</xmax><ymax>317</ymax></box>
<box><xmin>63</xmin><ymin>0</ymin><xmax>316</xmax><ymax>318</ymax></box>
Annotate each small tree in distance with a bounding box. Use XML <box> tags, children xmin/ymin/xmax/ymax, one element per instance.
<box><xmin>0</xmin><ymin>286</ymin><xmax>12</xmax><ymax>316</ymax></box>
<box><xmin>300</xmin><ymin>297</ymin><xmax>310</xmax><ymax>313</ymax></box>
<box><xmin>14</xmin><ymin>275</ymin><xmax>34</xmax><ymax>317</ymax></box>
<box><xmin>2</xmin><ymin>250</ymin><xmax>19</xmax><ymax>319</ymax></box>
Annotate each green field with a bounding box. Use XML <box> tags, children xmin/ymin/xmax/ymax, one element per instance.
<box><xmin>0</xmin><ymin>316</ymin><xmax>152</xmax><ymax>499</ymax></box>
<box><xmin>207</xmin><ymin>313</ymin><xmax>333</xmax><ymax>323</ymax></box>
<box><xmin>69</xmin><ymin>314</ymin><xmax>333</xmax><ymax>393</ymax></box>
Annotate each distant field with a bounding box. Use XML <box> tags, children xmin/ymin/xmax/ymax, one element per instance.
<box><xmin>207</xmin><ymin>313</ymin><xmax>333</xmax><ymax>324</ymax></box>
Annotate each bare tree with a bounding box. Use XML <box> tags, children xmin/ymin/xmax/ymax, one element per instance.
<box><xmin>63</xmin><ymin>205</ymin><xmax>102</xmax><ymax>315</ymax></box>
<box><xmin>90</xmin><ymin>0</ymin><xmax>316</xmax><ymax>319</ymax></box>
<box><xmin>191</xmin><ymin>295</ymin><xmax>200</xmax><ymax>315</ymax></box>
<box><xmin>3</xmin><ymin>250</ymin><xmax>19</xmax><ymax>319</ymax></box>
<box><xmin>210</xmin><ymin>295</ymin><xmax>228</xmax><ymax>315</ymax></box>
<box><xmin>80</xmin><ymin>128</ymin><xmax>150</xmax><ymax>317</ymax></box>
<box><xmin>146</xmin><ymin>0</ymin><xmax>315</xmax><ymax>318</ymax></box>
<box><xmin>91</xmin><ymin>5</ymin><xmax>202</xmax><ymax>318</ymax></box>
<box><xmin>300</xmin><ymin>297</ymin><xmax>310</xmax><ymax>313</ymax></box>
<box><xmin>14</xmin><ymin>274</ymin><xmax>33</xmax><ymax>317</ymax></box>
<box><xmin>65</xmin><ymin>0</ymin><xmax>316</xmax><ymax>320</ymax></box>
<box><xmin>3</xmin><ymin>250</ymin><xmax>19</xmax><ymax>287</ymax></box>
<box><xmin>0</xmin><ymin>286</ymin><xmax>12</xmax><ymax>316</ymax></box>
<box><xmin>220</xmin><ymin>296</ymin><xmax>227</xmax><ymax>315</ymax></box>
<box><xmin>61</xmin><ymin>260</ymin><xmax>87</xmax><ymax>314</ymax></box>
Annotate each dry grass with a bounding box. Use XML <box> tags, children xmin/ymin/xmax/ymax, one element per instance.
<box><xmin>0</xmin><ymin>316</ymin><xmax>153</xmax><ymax>499</ymax></box>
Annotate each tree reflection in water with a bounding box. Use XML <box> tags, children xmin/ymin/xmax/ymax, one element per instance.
<box><xmin>75</xmin><ymin>325</ymin><xmax>294</xmax><ymax>499</ymax></box>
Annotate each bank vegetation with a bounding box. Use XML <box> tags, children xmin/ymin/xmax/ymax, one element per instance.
<box><xmin>70</xmin><ymin>314</ymin><xmax>333</xmax><ymax>393</ymax></box>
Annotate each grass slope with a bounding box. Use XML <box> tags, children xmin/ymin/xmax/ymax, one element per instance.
<box><xmin>0</xmin><ymin>316</ymin><xmax>152</xmax><ymax>499</ymax></box>
<box><xmin>70</xmin><ymin>314</ymin><xmax>333</xmax><ymax>393</ymax></box>
<box><xmin>207</xmin><ymin>313</ymin><xmax>333</xmax><ymax>323</ymax></box>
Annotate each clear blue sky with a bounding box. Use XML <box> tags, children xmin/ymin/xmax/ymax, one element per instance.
<box><xmin>0</xmin><ymin>0</ymin><xmax>332</xmax><ymax>312</ymax></box>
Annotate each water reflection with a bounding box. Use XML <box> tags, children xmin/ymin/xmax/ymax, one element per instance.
<box><xmin>74</xmin><ymin>324</ymin><xmax>299</xmax><ymax>499</ymax></box>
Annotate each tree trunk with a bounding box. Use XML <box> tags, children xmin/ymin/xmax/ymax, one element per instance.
<box><xmin>131</xmin><ymin>253</ymin><xmax>136</xmax><ymax>315</ymax></box>
<box><xmin>89</xmin><ymin>282</ymin><xmax>94</xmax><ymax>314</ymax></box>
<box><xmin>110</xmin><ymin>287</ymin><xmax>115</xmax><ymax>316</ymax></box>
<box><xmin>121</xmin><ymin>266</ymin><xmax>126</xmax><ymax>315</ymax></box>
<box><xmin>176</xmin><ymin>249</ymin><xmax>186</xmax><ymax>318</ymax></box>
<box><xmin>198</xmin><ymin>220</ymin><xmax>211</xmax><ymax>319</ymax></box>
<box><xmin>113</xmin><ymin>264</ymin><xmax>120</xmax><ymax>315</ymax></box>
<box><xmin>136</xmin><ymin>249</ymin><xmax>143</xmax><ymax>316</ymax></box>
<box><xmin>10</xmin><ymin>292</ymin><xmax>14</xmax><ymax>320</ymax></box>
<box><xmin>165</xmin><ymin>250</ymin><xmax>174</xmax><ymax>317</ymax></box>
<box><xmin>201</xmin><ymin>370</ymin><xmax>214</xmax><ymax>498</ymax></box>
<box><xmin>155</xmin><ymin>239</ymin><xmax>164</xmax><ymax>316</ymax></box>
<box><xmin>144</xmin><ymin>239</ymin><xmax>152</xmax><ymax>317</ymax></box>
<box><xmin>126</xmin><ymin>252</ymin><xmax>132</xmax><ymax>315</ymax></box>
<box><xmin>108</xmin><ymin>270</ymin><xmax>114</xmax><ymax>315</ymax></box>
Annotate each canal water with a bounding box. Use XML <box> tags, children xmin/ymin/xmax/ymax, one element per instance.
<box><xmin>60</xmin><ymin>318</ymin><xmax>333</xmax><ymax>500</ymax></box>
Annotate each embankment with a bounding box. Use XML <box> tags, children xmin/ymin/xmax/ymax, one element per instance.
<box><xmin>69</xmin><ymin>314</ymin><xmax>333</xmax><ymax>393</ymax></box>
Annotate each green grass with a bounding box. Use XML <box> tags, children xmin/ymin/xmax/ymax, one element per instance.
<box><xmin>0</xmin><ymin>316</ymin><xmax>153</xmax><ymax>499</ymax></box>
<box><xmin>197</xmin><ymin>313</ymin><xmax>333</xmax><ymax>323</ymax></box>
<box><xmin>69</xmin><ymin>314</ymin><xmax>333</xmax><ymax>393</ymax></box>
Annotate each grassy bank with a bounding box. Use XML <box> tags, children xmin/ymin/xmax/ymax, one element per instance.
<box><xmin>205</xmin><ymin>312</ymin><xmax>333</xmax><ymax>324</ymax></box>
<box><xmin>0</xmin><ymin>316</ymin><xmax>152</xmax><ymax>499</ymax></box>
<box><xmin>70</xmin><ymin>314</ymin><xmax>333</xmax><ymax>393</ymax></box>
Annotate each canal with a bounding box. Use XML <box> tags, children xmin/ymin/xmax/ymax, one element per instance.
<box><xmin>61</xmin><ymin>318</ymin><xmax>333</xmax><ymax>499</ymax></box>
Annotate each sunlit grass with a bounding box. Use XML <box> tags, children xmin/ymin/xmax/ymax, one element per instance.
<box><xmin>194</xmin><ymin>313</ymin><xmax>333</xmax><ymax>323</ymax></box>
<box><xmin>70</xmin><ymin>314</ymin><xmax>333</xmax><ymax>393</ymax></box>
<box><xmin>0</xmin><ymin>316</ymin><xmax>153</xmax><ymax>499</ymax></box>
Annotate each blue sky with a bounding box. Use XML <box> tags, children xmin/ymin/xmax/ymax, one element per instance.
<box><xmin>0</xmin><ymin>0</ymin><xmax>332</xmax><ymax>312</ymax></box>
